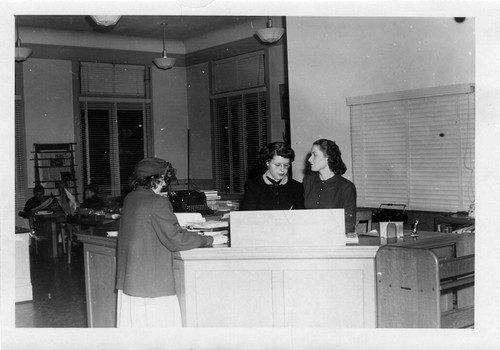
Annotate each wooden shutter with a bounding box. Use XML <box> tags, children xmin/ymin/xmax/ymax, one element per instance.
<box><xmin>348</xmin><ymin>84</ymin><xmax>475</xmax><ymax>212</ymax></box>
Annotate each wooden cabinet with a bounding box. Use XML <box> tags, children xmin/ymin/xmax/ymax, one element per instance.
<box><xmin>434</xmin><ymin>214</ymin><xmax>475</xmax><ymax>232</ymax></box>
<box><xmin>15</xmin><ymin>231</ymin><xmax>33</xmax><ymax>302</ymax></box>
<box><xmin>33</xmin><ymin>143</ymin><xmax>79</xmax><ymax>201</ymax></box>
<box><xmin>376</xmin><ymin>232</ymin><xmax>474</xmax><ymax>328</ymax></box>
<box><xmin>77</xmin><ymin>234</ymin><xmax>117</xmax><ymax>327</ymax></box>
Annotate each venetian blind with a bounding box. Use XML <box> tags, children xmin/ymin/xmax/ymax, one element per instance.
<box><xmin>80</xmin><ymin>100</ymin><xmax>152</xmax><ymax>196</ymax></box>
<box><xmin>80</xmin><ymin>62</ymin><xmax>146</xmax><ymax>97</ymax></box>
<box><xmin>15</xmin><ymin>96</ymin><xmax>28</xmax><ymax>213</ymax></box>
<box><xmin>211</xmin><ymin>91</ymin><xmax>268</xmax><ymax>193</ymax></box>
<box><xmin>212</xmin><ymin>51</ymin><xmax>265</xmax><ymax>94</ymax></box>
<box><xmin>348</xmin><ymin>84</ymin><xmax>475</xmax><ymax>212</ymax></box>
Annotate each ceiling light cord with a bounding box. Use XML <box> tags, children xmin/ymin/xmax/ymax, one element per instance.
<box><xmin>153</xmin><ymin>22</ymin><xmax>176</xmax><ymax>70</ymax></box>
<box><xmin>161</xmin><ymin>23</ymin><xmax>167</xmax><ymax>55</ymax></box>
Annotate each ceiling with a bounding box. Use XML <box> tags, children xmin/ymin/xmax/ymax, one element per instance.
<box><xmin>16</xmin><ymin>15</ymin><xmax>263</xmax><ymax>41</ymax></box>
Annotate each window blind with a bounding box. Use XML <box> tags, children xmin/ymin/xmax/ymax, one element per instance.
<box><xmin>80</xmin><ymin>100</ymin><xmax>152</xmax><ymax>196</ymax></box>
<box><xmin>348</xmin><ymin>84</ymin><xmax>475</xmax><ymax>212</ymax></box>
<box><xmin>80</xmin><ymin>62</ymin><xmax>146</xmax><ymax>97</ymax></box>
<box><xmin>211</xmin><ymin>91</ymin><xmax>268</xmax><ymax>193</ymax></box>
<box><xmin>212</xmin><ymin>51</ymin><xmax>265</xmax><ymax>94</ymax></box>
<box><xmin>15</xmin><ymin>96</ymin><xmax>28</xmax><ymax>213</ymax></box>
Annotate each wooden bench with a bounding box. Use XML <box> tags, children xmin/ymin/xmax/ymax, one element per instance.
<box><xmin>376</xmin><ymin>232</ymin><xmax>474</xmax><ymax>328</ymax></box>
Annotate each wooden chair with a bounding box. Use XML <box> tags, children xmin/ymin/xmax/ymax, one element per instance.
<box><xmin>60</xmin><ymin>222</ymin><xmax>78</xmax><ymax>264</ymax></box>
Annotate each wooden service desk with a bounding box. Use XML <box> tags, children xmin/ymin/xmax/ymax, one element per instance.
<box><xmin>76</xmin><ymin>226</ymin><xmax>467</xmax><ymax>328</ymax></box>
<box><xmin>175</xmin><ymin>244</ymin><xmax>378</xmax><ymax>328</ymax></box>
<box><xmin>75</xmin><ymin>220</ymin><xmax>119</xmax><ymax>328</ymax></box>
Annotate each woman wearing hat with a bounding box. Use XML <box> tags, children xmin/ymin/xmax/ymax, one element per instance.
<box><xmin>115</xmin><ymin>157</ymin><xmax>227</xmax><ymax>327</ymax></box>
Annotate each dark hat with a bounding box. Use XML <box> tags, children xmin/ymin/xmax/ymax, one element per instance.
<box><xmin>134</xmin><ymin>157</ymin><xmax>168</xmax><ymax>178</ymax></box>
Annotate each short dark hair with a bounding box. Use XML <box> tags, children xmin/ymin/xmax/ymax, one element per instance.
<box><xmin>33</xmin><ymin>184</ymin><xmax>45</xmax><ymax>194</ymax></box>
<box><xmin>313</xmin><ymin>139</ymin><xmax>347</xmax><ymax>175</ymax></box>
<box><xmin>259</xmin><ymin>142</ymin><xmax>295</xmax><ymax>167</ymax></box>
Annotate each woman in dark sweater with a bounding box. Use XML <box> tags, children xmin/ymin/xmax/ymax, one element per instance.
<box><xmin>241</xmin><ymin>142</ymin><xmax>304</xmax><ymax>211</ymax></box>
<box><xmin>303</xmin><ymin>139</ymin><xmax>357</xmax><ymax>233</ymax></box>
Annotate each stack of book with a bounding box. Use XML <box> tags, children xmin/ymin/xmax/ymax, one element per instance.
<box><xmin>202</xmin><ymin>190</ymin><xmax>221</xmax><ymax>210</ymax></box>
<box><xmin>188</xmin><ymin>220</ymin><xmax>229</xmax><ymax>237</ymax></box>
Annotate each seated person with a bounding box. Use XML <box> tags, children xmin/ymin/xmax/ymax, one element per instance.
<box><xmin>19</xmin><ymin>184</ymin><xmax>48</xmax><ymax>219</ymax></box>
<box><xmin>241</xmin><ymin>142</ymin><xmax>304</xmax><ymax>211</ymax></box>
<box><xmin>80</xmin><ymin>183</ymin><xmax>105</xmax><ymax>209</ymax></box>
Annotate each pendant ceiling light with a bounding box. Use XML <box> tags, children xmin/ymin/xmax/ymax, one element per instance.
<box><xmin>256</xmin><ymin>16</ymin><xmax>285</xmax><ymax>44</ymax></box>
<box><xmin>153</xmin><ymin>22</ymin><xmax>176</xmax><ymax>70</ymax></box>
<box><xmin>15</xmin><ymin>19</ymin><xmax>32</xmax><ymax>62</ymax></box>
<box><xmin>90</xmin><ymin>15</ymin><xmax>122</xmax><ymax>26</ymax></box>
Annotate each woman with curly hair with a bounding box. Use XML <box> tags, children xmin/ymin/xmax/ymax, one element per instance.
<box><xmin>241</xmin><ymin>141</ymin><xmax>304</xmax><ymax>211</ymax></box>
<box><xmin>303</xmin><ymin>139</ymin><xmax>357</xmax><ymax>233</ymax></box>
<box><xmin>116</xmin><ymin>157</ymin><xmax>227</xmax><ymax>327</ymax></box>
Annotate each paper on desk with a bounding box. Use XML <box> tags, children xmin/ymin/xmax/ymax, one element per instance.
<box><xmin>191</xmin><ymin>221</ymin><xmax>228</xmax><ymax>230</ymax></box>
<box><xmin>345</xmin><ymin>233</ymin><xmax>359</xmax><ymax>244</ymax></box>
<box><xmin>358</xmin><ymin>229</ymin><xmax>380</xmax><ymax>237</ymax></box>
<box><xmin>175</xmin><ymin>213</ymin><xmax>205</xmax><ymax>227</ymax></box>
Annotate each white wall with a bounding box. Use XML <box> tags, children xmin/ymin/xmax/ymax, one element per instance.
<box><xmin>23</xmin><ymin>58</ymin><xmax>75</xmax><ymax>189</ymax></box>
<box><xmin>286</xmin><ymin>17</ymin><xmax>475</xmax><ymax>181</ymax></box>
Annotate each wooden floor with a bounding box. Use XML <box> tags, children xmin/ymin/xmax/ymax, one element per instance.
<box><xmin>15</xmin><ymin>243</ymin><xmax>88</xmax><ymax>328</ymax></box>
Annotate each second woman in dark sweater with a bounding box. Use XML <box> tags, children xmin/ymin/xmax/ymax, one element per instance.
<box><xmin>241</xmin><ymin>142</ymin><xmax>304</xmax><ymax>211</ymax></box>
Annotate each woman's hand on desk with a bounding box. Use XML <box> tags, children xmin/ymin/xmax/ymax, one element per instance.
<box><xmin>212</xmin><ymin>233</ymin><xmax>229</xmax><ymax>246</ymax></box>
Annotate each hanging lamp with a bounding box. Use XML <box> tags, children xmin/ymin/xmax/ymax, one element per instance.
<box><xmin>90</xmin><ymin>15</ymin><xmax>121</xmax><ymax>26</ymax></box>
<box><xmin>15</xmin><ymin>19</ymin><xmax>32</xmax><ymax>62</ymax></box>
<box><xmin>256</xmin><ymin>16</ymin><xmax>285</xmax><ymax>44</ymax></box>
<box><xmin>153</xmin><ymin>23</ymin><xmax>176</xmax><ymax>70</ymax></box>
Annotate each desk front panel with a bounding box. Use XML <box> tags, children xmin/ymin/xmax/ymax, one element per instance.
<box><xmin>175</xmin><ymin>247</ymin><xmax>378</xmax><ymax>328</ymax></box>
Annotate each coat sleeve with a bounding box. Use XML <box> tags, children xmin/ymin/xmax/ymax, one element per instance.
<box><xmin>150</xmin><ymin>196</ymin><xmax>213</xmax><ymax>251</ymax></box>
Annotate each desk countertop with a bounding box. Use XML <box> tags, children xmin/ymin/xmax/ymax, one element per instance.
<box><xmin>75</xmin><ymin>227</ymin><xmax>461</xmax><ymax>262</ymax></box>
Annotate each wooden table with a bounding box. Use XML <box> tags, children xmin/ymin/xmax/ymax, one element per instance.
<box><xmin>33</xmin><ymin>212</ymin><xmax>66</xmax><ymax>258</ymax></box>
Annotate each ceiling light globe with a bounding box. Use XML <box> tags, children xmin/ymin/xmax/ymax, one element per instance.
<box><xmin>15</xmin><ymin>46</ymin><xmax>33</xmax><ymax>62</ymax></box>
<box><xmin>256</xmin><ymin>27</ymin><xmax>285</xmax><ymax>44</ymax></box>
<box><xmin>153</xmin><ymin>57</ymin><xmax>176</xmax><ymax>70</ymax></box>
<box><xmin>90</xmin><ymin>15</ymin><xmax>121</xmax><ymax>26</ymax></box>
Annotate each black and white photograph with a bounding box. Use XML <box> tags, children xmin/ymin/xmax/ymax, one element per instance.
<box><xmin>2</xmin><ymin>0</ymin><xmax>500</xmax><ymax>349</ymax></box>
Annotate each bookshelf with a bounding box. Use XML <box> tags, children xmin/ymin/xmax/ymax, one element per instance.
<box><xmin>32</xmin><ymin>143</ymin><xmax>79</xmax><ymax>201</ymax></box>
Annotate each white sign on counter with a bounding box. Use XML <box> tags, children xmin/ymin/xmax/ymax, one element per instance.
<box><xmin>230</xmin><ymin>209</ymin><xmax>345</xmax><ymax>248</ymax></box>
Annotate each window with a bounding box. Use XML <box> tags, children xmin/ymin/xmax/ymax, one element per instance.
<box><xmin>79</xmin><ymin>61</ymin><xmax>151</xmax><ymax>197</ymax></box>
<box><xmin>347</xmin><ymin>84</ymin><xmax>475</xmax><ymax>212</ymax></box>
<box><xmin>210</xmin><ymin>51</ymin><xmax>268</xmax><ymax>194</ymax></box>
<box><xmin>80</xmin><ymin>101</ymin><xmax>152</xmax><ymax>197</ymax></box>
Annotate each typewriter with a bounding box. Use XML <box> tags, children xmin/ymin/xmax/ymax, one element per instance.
<box><xmin>168</xmin><ymin>190</ymin><xmax>214</xmax><ymax>215</ymax></box>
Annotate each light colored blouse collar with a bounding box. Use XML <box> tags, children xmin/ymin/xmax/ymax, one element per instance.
<box><xmin>262</xmin><ymin>171</ymin><xmax>289</xmax><ymax>185</ymax></box>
